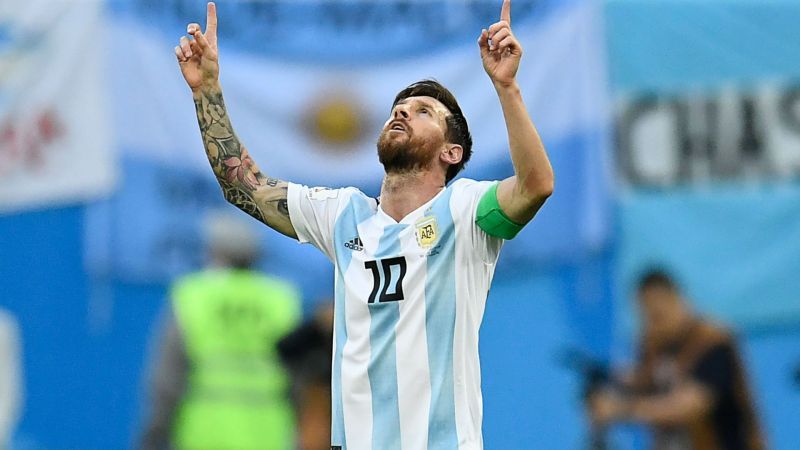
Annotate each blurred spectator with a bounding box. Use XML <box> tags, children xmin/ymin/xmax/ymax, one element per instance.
<box><xmin>590</xmin><ymin>270</ymin><xmax>765</xmax><ymax>450</ymax></box>
<box><xmin>0</xmin><ymin>309</ymin><xmax>22</xmax><ymax>450</ymax></box>
<box><xmin>277</xmin><ymin>303</ymin><xmax>334</xmax><ymax>450</ymax></box>
<box><xmin>140</xmin><ymin>211</ymin><xmax>301</xmax><ymax>450</ymax></box>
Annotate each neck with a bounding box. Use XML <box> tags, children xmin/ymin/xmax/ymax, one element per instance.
<box><xmin>379</xmin><ymin>170</ymin><xmax>445</xmax><ymax>222</ymax></box>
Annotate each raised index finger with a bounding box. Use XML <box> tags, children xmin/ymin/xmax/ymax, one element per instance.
<box><xmin>206</xmin><ymin>2</ymin><xmax>218</xmax><ymax>38</ymax></box>
<box><xmin>500</xmin><ymin>0</ymin><xmax>511</xmax><ymax>25</ymax></box>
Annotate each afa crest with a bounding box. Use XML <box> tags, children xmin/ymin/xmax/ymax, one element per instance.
<box><xmin>415</xmin><ymin>216</ymin><xmax>438</xmax><ymax>249</ymax></box>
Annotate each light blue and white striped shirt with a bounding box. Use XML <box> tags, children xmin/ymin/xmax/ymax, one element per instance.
<box><xmin>288</xmin><ymin>178</ymin><xmax>503</xmax><ymax>450</ymax></box>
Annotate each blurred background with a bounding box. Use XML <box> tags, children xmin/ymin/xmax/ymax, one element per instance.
<box><xmin>1</xmin><ymin>0</ymin><xmax>799</xmax><ymax>449</ymax></box>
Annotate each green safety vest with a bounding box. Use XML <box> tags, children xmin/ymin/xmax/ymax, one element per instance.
<box><xmin>171</xmin><ymin>269</ymin><xmax>301</xmax><ymax>450</ymax></box>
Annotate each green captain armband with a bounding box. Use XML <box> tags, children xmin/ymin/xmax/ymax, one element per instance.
<box><xmin>475</xmin><ymin>182</ymin><xmax>525</xmax><ymax>240</ymax></box>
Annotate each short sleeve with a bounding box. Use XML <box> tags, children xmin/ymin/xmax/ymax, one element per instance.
<box><xmin>691</xmin><ymin>343</ymin><xmax>736</xmax><ymax>399</ymax></box>
<box><xmin>450</xmin><ymin>179</ymin><xmax>505</xmax><ymax>264</ymax></box>
<box><xmin>287</xmin><ymin>183</ymin><xmax>349</xmax><ymax>261</ymax></box>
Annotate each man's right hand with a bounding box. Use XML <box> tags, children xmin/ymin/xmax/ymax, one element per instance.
<box><xmin>175</xmin><ymin>2</ymin><xmax>219</xmax><ymax>92</ymax></box>
<box><xmin>177</xmin><ymin>2</ymin><xmax>297</xmax><ymax>240</ymax></box>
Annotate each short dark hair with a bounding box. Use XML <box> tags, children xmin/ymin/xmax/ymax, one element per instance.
<box><xmin>637</xmin><ymin>268</ymin><xmax>680</xmax><ymax>294</ymax></box>
<box><xmin>392</xmin><ymin>79</ymin><xmax>472</xmax><ymax>184</ymax></box>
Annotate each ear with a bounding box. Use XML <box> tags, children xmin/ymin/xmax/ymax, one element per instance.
<box><xmin>440</xmin><ymin>144</ymin><xmax>463</xmax><ymax>166</ymax></box>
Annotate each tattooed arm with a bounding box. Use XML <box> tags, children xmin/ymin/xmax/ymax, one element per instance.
<box><xmin>175</xmin><ymin>3</ymin><xmax>296</xmax><ymax>238</ymax></box>
<box><xmin>193</xmin><ymin>88</ymin><xmax>296</xmax><ymax>237</ymax></box>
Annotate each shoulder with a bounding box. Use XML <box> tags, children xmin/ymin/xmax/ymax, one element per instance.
<box><xmin>695</xmin><ymin>320</ymin><xmax>735</xmax><ymax>348</ymax></box>
<box><xmin>448</xmin><ymin>178</ymin><xmax>498</xmax><ymax>198</ymax></box>
<box><xmin>686</xmin><ymin>320</ymin><xmax>738</xmax><ymax>370</ymax></box>
<box><xmin>291</xmin><ymin>184</ymin><xmax>375</xmax><ymax>208</ymax></box>
<box><xmin>341</xmin><ymin>187</ymin><xmax>375</xmax><ymax>206</ymax></box>
<box><xmin>331</xmin><ymin>187</ymin><xmax>379</xmax><ymax>217</ymax></box>
<box><xmin>172</xmin><ymin>271</ymin><xmax>210</xmax><ymax>290</ymax></box>
<box><xmin>446</xmin><ymin>178</ymin><xmax>499</xmax><ymax>214</ymax></box>
<box><xmin>170</xmin><ymin>271</ymin><xmax>218</xmax><ymax>304</ymax></box>
<box><xmin>449</xmin><ymin>177</ymin><xmax>494</xmax><ymax>190</ymax></box>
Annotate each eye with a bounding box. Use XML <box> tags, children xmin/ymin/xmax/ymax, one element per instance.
<box><xmin>418</xmin><ymin>108</ymin><xmax>429</xmax><ymax>115</ymax></box>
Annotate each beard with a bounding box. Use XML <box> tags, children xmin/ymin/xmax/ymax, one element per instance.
<box><xmin>376</xmin><ymin>128</ymin><xmax>439</xmax><ymax>174</ymax></box>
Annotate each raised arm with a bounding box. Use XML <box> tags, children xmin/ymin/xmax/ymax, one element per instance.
<box><xmin>175</xmin><ymin>2</ymin><xmax>296</xmax><ymax>239</ymax></box>
<box><xmin>478</xmin><ymin>0</ymin><xmax>554</xmax><ymax>225</ymax></box>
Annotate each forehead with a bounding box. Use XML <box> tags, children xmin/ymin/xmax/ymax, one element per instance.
<box><xmin>395</xmin><ymin>96</ymin><xmax>451</xmax><ymax>116</ymax></box>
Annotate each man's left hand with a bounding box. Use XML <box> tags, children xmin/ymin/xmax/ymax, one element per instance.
<box><xmin>478</xmin><ymin>0</ymin><xmax>523</xmax><ymax>88</ymax></box>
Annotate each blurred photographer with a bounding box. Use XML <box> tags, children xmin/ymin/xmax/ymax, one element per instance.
<box><xmin>590</xmin><ymin>270</ymin><xmax>765</xmax><ymax>450</ymax></box>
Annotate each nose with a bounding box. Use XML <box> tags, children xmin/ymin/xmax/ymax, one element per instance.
<box><xmin>393</xmin><ymin>104</ymin><xmax>410</xmax><ymax>120</ymax></box>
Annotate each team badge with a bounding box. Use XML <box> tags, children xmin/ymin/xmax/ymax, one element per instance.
<box><xmin>415</xmin><ymin>216</ymin><xmax>438</xmax><ymax>249</ymax></box>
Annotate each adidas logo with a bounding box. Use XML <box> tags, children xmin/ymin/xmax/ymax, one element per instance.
<box><xmin>344</xmin><ymin>237</ymin><xmax>364</xmax><ymax>251</ymax></box>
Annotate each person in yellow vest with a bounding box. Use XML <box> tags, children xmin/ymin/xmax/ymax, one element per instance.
<box><xmin>589</xmin><ymin>269</ymin><xmax>765</xmax><ymax>450</ymax></box>
<box><xmin>140</xmin><ymin>212</ymin><xmax>301</xmax><ymax>450</ymax></box>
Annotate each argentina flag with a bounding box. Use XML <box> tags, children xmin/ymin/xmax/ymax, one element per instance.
<box><xmin>88</xmin><ymin>0</ymin><xmax>611</xmax><ymax>282</ymax></box>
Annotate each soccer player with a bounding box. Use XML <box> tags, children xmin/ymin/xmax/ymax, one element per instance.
<box><xmin>175</xmin><ymin>1</ymin><xmax>554</xmax><ymax>449</ymax></box>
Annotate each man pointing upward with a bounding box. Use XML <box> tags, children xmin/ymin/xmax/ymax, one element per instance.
<box><xmin>175</xmin><ymin>1</ymin><xmax>553</xmax><ymax>448</ymax></box>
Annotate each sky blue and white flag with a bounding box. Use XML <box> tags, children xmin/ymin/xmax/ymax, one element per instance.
<box><xmin>87</xmin><ymin>0</ymin><xmax>612</xmax><ymax>282</ymax></box>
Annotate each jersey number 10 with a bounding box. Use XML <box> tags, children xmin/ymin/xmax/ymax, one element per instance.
<box><xmin>364</xmin><ymin>257</ymin><xmax>407</xmax><ymax>304</ymax></box>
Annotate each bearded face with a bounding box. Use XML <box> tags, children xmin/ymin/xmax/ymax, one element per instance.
<box><xmin>376</xmin><ymin>96</ymin><xmax>450</xmax><ymax>175</ymax></box>
<box><xmin>376</xmin><ymin>125</ymin><xmax>441</xmax><ymax>174</ymax></box>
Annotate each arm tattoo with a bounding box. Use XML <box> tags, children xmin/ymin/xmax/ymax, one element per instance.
<box><xmin>193</xmin><ymin>89</ymin><xmax>296</xmax><ymax>238</ymax></box>
<box><xmin>277</xmin><ymin>198</ymin><xmax>289</xmax><ymax>216</ymax></box>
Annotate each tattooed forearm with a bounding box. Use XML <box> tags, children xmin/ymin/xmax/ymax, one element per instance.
<box><xmin>277</xmin><ymin>198</ymin><xmax>289</xmax><ymax>216</ymax></box>
<box><xmin>193</xmin><ymin>88</ymin><xmax>296</xmax><ymax>238</ymax></box>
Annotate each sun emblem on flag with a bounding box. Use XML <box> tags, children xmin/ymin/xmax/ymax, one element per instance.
<box><xmin>303</xmin><ymin>93</ymin><xmax>365</xmax><ymax>148</ymax></box>
<box><xmin>415</xmin><ymin>216</ymin><xmax>438</xmax><ymax>249</ymax></box>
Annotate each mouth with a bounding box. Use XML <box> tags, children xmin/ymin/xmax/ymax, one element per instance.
<box><xmin>388</xmin><ymin>120</ymin><xmax>408</xmax><ymax>133</ymax></box>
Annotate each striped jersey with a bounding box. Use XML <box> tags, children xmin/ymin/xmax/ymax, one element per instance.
<box><xmin>287</xmin><ymin>178</ymin><xmax>504</xmax><ymax>450</ymax></box>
